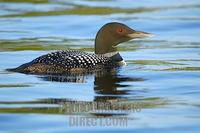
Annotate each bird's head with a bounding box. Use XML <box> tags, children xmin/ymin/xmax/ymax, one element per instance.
<box><xmin>95</xmin><ymin>22</ymin><xmax>153</xmax><ymax>54</ymax></box>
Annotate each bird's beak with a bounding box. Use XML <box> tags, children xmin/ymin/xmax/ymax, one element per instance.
<box><xmin>126</xmin><ymin>31</ymin><xmax>154</xmax><ymax>39</ymax></box>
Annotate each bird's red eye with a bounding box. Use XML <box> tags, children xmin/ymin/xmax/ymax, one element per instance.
<box><xmin>117</xmin><ymin>28</ymin><xmax>123</xmax><ymax>33</ymax></box>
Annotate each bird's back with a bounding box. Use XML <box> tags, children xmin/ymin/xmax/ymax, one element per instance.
<box><xmin>8</xmin><ymin>50</ymin><xmax>116</xmax><ymax>74</ymax></box>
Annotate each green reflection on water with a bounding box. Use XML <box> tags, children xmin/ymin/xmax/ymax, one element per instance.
<box><xmin>0</xmin><ymin>39</ymin><xmax>94</xmax><ymax>51</ymax></box>
<box><xmin>0</xmin><ymin>84</ymin><xmax>31</xmax><ymax>88</ymax></box>
<box><xmin>129</xmin><ymin>60</ymin><xmax>186</xmax><ymax>65</ymax></box>
<box><xmin>4</xmin><ymin>6</ymin><xmax>155</xmax><ymax>17</ymax></box>
<box><xmin>0</xmin><ymin>0</ymin><xmax>49</xmax><ymax>3</ymax></box>
<box><xmin>0</xmin><ymin>97</ymin><xmax>168</xmax><ymax>115</ymax></box>
<box><xmin>163</xmin><ymin>67</ymin><xmax>200</xmax><ymax>71</ymax></box>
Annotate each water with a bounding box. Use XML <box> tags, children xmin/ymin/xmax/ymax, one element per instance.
<box><xmin>0</xmin><ymin>0</ymin><xmax>200</xmax><ymax>132</ymax></box>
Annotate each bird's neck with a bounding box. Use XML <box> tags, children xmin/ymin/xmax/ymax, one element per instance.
<box><xmin>94</xmin><ymin>30</ymin><xmax>118</xmax><ymax>54</ymax></box>
<box><xmin>103</xmin><ymin>51</ymin><xmax>119</xmax><ymax>58</ymax></box>
<box><xmin>102</xmin><ymin>52</ymin><xmax>126</xmax><ymax>66</ymax></box>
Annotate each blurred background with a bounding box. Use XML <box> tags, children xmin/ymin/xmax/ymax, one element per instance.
<box><xmin>0</xmin><ymin>0</ymin><xmax>200</xmax><ymax>133</ymax></box>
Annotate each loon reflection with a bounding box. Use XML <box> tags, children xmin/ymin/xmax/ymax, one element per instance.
<box><xmin>1</xmin><ymin>71</ymin><xmax>168</xmax><ymax>117</ymax></box>
<box><xmin>37</xmin><ymin>69</ymin><xmax>145</xmax><ymax>97</ymax></box>
<box><xmin>35</xmin><ymin>69</ymin><xmax>145</xmax><ymax>116</ymax></box>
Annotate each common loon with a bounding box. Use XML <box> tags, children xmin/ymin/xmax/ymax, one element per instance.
<box><xmin>7</xmin><ymin>22</ymin><xmax>152</xmax><ymax>74</ymax></box>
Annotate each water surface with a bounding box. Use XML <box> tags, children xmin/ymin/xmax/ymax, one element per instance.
<box><xmin>0</xmin><ymin>0</ymin><xmax>200</xmax><ymax>133</ymax></box>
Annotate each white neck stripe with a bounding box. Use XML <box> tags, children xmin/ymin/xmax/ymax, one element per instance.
<box><xmin>102</xmin><ymin>51</ymin><xmax>119</xmax><ymax>58</ymax></box>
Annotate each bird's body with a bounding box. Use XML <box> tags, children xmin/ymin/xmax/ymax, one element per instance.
<box><xmin>12</xmin><ymin>50</ymin><xmax>121</xmax><ymax>74</ymax></box>
<box><xmin>7</xmin><ymin>22</ymin><xmax>152</xmax><ymax>74</ymax></box>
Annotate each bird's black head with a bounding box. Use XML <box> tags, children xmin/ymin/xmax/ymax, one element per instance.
<box><xmin>95</xmin><ymin>22</ymin><xmax>153</xmax><ymax>54</ymax></box>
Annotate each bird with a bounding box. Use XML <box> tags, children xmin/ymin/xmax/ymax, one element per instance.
<box><xmin>7</xmin><ymin>22</ymin><xmax>152</xmax><ymax>74</ymax></box>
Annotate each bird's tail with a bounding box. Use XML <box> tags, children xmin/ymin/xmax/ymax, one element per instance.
<box><xmin>6</xmin><ymin>62</ymin><xmax>32</xmax><ymax>73</ymax></box>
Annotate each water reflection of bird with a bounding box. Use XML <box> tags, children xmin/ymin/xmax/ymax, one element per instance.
<box><xmin>3</xmin><ymin>70</ymin><xmax>145</xmax><ymax>117</ymax></box>
<box><xmin>37</xmin><ymin>69</ymin><xmax>145</xmax><ymax>100</ymax></box>
<box><xmin>7</xmin><ymin>22</ymin><xmax>152</xmax><ymax>74</ymax></box>
<box><xmin>93</xmin><ymin>71</ymin><xmax>144</xmax><ymax>102</ymax></box>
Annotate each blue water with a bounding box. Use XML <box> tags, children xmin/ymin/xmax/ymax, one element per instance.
<box><xmin>0</xmin><ymin>0</ymin><xmax>200</xmax><ymax>133</ymax></box>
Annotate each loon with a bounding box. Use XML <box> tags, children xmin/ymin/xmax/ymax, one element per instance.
<box><xmin>7</xmin><ymin>22</ymin><xmax>152</xmax><ymax>74</ymax></box>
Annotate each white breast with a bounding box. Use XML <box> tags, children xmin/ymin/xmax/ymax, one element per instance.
<box><xmin>117</xmin><ymin>60</ymin><xmax>127</xmax><ymax>66</ymax></box>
